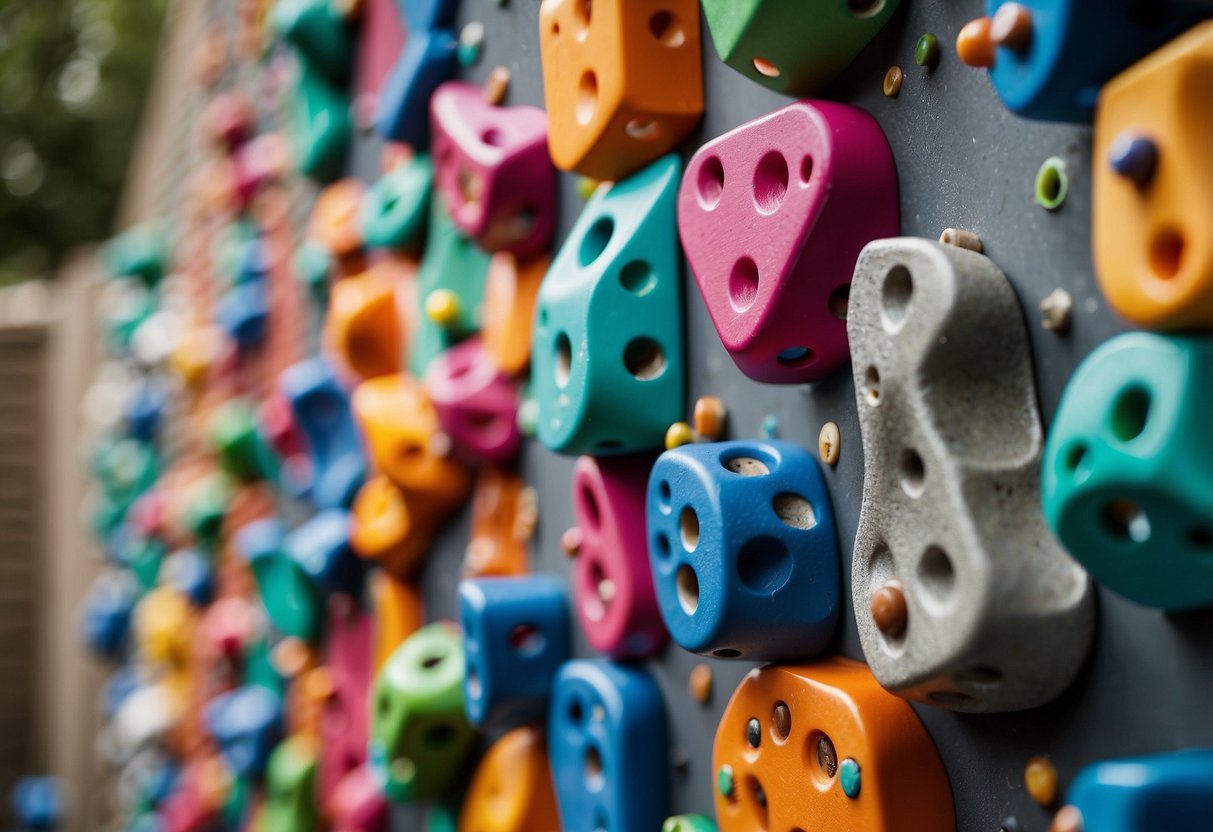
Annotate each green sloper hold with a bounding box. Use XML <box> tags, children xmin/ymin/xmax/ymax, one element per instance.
<box><xmin>701</xmin><ymin>0</ymin><xmax>901</xmax><ymax>96</ymax></box>
<box><xmin>532</xmin><ymin>154</ymin><xmax>686</xmax><ymax>455</ymax></box>
<box><xmin>223</xmin><ymin>775</ymin><xmax>253</xmax><ymax>830</ymax></box>
<box><xmin>104</xmin><ymin>223</ymin><xmax>169</xmax><ymax>286</ymax></box>
<box><xmin>370</xmin><ymin>622</ymin><xmax>477</xmax><ymax>804</ymax></box>
<box><xmin>92</xmin><ymin>435</ymin><xmax>159</xmax><ymax>510</ymax></box>
<box><xmin>244</xmin><ymin>637</ymin><xmax>288</xmax><ymax>697</ymax></box>
<box><xmin>126</xmin><ymin>535</ymin><xmax>166</xmax><ymax>590</ymax></box>
<box><xmin>239</xmin><ymin>521</ymin><xmax>322</xmax><ymax>643</ymax></box>
<box><xmin>271</xmin><ymin>0</ymin><xmax>353</xmax><ymax>83</ymax></box>
<box><xmin>288</xmin><ymin>60</ymin><xmax>352</xmax><ymax>183</ymax></box>
<box><xmin>105</xmin><ymin>286</ymin><xmax>157</xmax><ymax>352</ymax></box>
<box><xmin>1043</xmin><ymin>333</ymin><xmax>1213</xmax><ymax>610</ymax></box>
<box><xmin>209</xmin><ymin>400</ymin><xmax>279</xmax><ymax>483</ymax></box>
<box><xmin>663</xmin><ymin>815</ymin><xmax>719</xmax><ymax>832</ymax></box>
<box><xmin>183</xmin><ymin>472</ymin><xmax>235</xmax><ymax>549</ymax></box>
<box><xmin>258</xmin><ymin>735</ymin><xmax>321</xmax><ymax>832</ymax></box>
<box><xmin>409</xmin><ymin>194</ymin><xmax>491</xmax><ymax>376</ymax></box>
<box><xmin>361</xmin><ymin>155</ymin><xmax>433</xmax><ymax>251</ymax></box>
<box><xmin>293</xmin><ymin>240</ymin><xmax>332</xmax><ymax>307</ymax></box>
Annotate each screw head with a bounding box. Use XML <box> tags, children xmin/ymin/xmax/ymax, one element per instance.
<box><xmin>746</xmin><ymin>718</ymin><xmax>761</xmax><ymax>748</ymax></box>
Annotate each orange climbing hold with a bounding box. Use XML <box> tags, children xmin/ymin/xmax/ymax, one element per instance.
<box><xmin>323</xmin><ymin>269</ymin><xmax>403</xmax><ymax>380</ymax></box>
<box><xmin>482</xmin><ymin>252</ymin><xmax>548</xmax><ymax>376</ymax></box>
<box><xmin>956</xmin><ymin>17</ymin><xmax>996</xmax><ymax>69</ymax></box>
<box><xmin>369</xmin><ymin>570</ymin><xmax>425</xmax><ymax>673</ymax></box>
<box><xmin>463</xmin><ymin>468</ymin><xmax>533</xmax><ymax>578</ymax></box>
<box><xmin>459</xmin><ymin>726</ymin><xmax>561</xmax><ymax>832</ymax></box>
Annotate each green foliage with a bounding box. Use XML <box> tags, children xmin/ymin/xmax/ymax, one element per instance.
<box><xmin>0</xmin><ymin>0</ymin><xmax>167</xmax><ymax>284</ymax></box>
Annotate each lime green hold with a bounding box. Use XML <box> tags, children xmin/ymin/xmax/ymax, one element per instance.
<box><xmin>209</xmin><ymin>400</ymin><xmax>278</xmax><ymax>483</ymax></box>
<box><xmin>1042</xmin><ymin>333</ymin><xmax>1213</xmax><ymax>610</ymax></box>
<box><xmin>369</xmin><ymin>622</ymin><xmax>477</xmax><ymax>804</ymax></box>
<box><xmin>360</xmin><ymin>154</ymin><xmax>433</xmax><ymax>251</ymax></box>
<box><xmin>258</xmin><ymin>735</ymin><xmax>321</xmax><ymax>832</ymax></box>
<box><xmin>914</xmin><ymin>32</ymin><xmax>939</xmax><ymax>68</ymax></box>
<box><xmin>663</xmin><ymin>815</ymin><xmax>718</xmax><ymax>832</ymax></box>
<box><xmin>104</xmin><ymin>223</ymin><xmax>169</xmax><ymax>286</ymax></box>
<box><xmin>701</xmin><ymin>0</ymin><xmax>902</xmax><ymax>95</ymax></box>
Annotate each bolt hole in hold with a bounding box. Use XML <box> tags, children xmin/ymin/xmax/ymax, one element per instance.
<box><xmin>953</xmin><ymin>666</ymin><xmax>1004</xmax><ymax>686</ymax></box>
<box><xmin>619</xmin><ymin>260</ymin><xmax>657</xmax><ymax>295</ymax></box>
<box><xmin>679</xmin><ymin>506</ymin><xmax>700</xmax><ymax>551</ymax></box>
<box><xmin>737</xmin><ymin>536</ymin><xmax>793</xmax><ymax>594</ymax></box>
<box><xmin>899</xmin><ymin>449</ymin><xmax>926</xmax><ymax>498</ymax></box>
<box><xmin>623</xmin><ymin>336</ymin><xmax>666</xmax><ymax>380</ymax></box>
<box><xmin>776</xmin><ymin>346</ymin><xmax>815</xmax><ymax>367</ymax></box>
<box><xmin>554</xmin><ymin>332</ymin><xmax>572</xmax><ymax>389</ymax></box>
<box><xmin>509</xmin><ymin>624</ymin><xmax>545</xmax><ymax>656</ymax></box>
<box><xmin>1150</xmin><ymin>226</ymin><xmax>1185</xmax><ymax>279</ymax></box>
<box><xmin>1064</xmin><ymin>443</ymin><xmax>1088</xmax><ymax>475</ymax></box>
<box><xmin>745</xmin><ymin>775</ymin><xmax>770</xmax><ymax>826</ymax></box>
<box><xmin>675</xmin><ymin>563</ymin><xmax>699</xmax><ymax>615</ymax></box>
<box><xmin>800</xmin><ymin>155</ymin><xmax>814</xmax><ymax>184</ymax></box>
<box><xmin>625</xmin><ymin>118</ymin><xmax>661</xmax><ymax>141</ymax></box>
<box><xmin>847</xmin><ymin>0</ymin><xmax>886</xmax><ymax>18</ymax></box>
<box><xmin>567</xmin><ymin>696</ymin><xmax>584</xmax><ymax>724</ymax></box>
<box><xmin>1101</xmin><ymin>498</ymin><xmax>1151</xmax><ymax>543</ymax></box>
<box><xmin>584</xmin><ymin>745</ymin><xmax>604</xmax><ymax>792</ymax></box>
<box><xmin>773</xmin><ymin>493</ymin><xmax>816</xmax><ymax>530</ymax></box>
<box><xmin>576</xmin><ymin>70</ymin><xmax>597</xmax><ymax>125</ymax></box>
<box><xmin>810</xmin><ymin>732</ymin><xmax>838</xmax><ymax>781</ymax></box>
<box><xmin>698</xmin><ymin>156</ymin><xmax>725</xmax><ymax>211</ymax></box>
<box><xmin>649</xmin><ymin>11</ymin><xmax>686</xmax><ymax>46</ymax></box>
<box><xmin>752</xmin><ymin>57</ymin><xmax>780</xmax><ymax>78</ymax></box>
<box><xmin>573</xmin><ymin>0</ymin><xmax>592</xmax><ymax>31</ymax></box>
<box><xmin>828</xmin><ymin>285</ymin><xmax>849</xmax><ymax>319</ymax></box>
<box><xmin>1111</xmin><ymin>385</ymin><xmax>1150</xmax><ymax>441</ymax></box>
<box><xmin>881</xmin><ymin>265</ymin><xmax>913</xmax><ymax>332</ymax></box>
<box><xmin>929</xmin><ymin>689</ymin><xmax>975</xmax><ymax>707</ymax></box>
<box><xmin>657</xmin><ymin>480</ymin><xmax>672</xmax><ymax>512</ymax></box>
<box><xmin>421</xmin><ymin>652</ymin><xmax>445</xmax><ymax>670</ymax></box>
<box><xmin>753</xmin><ymin>151</ymin><xmax>789</xmax><ymax>215</ymax></box>
<box><xmin>729</xmin><ymin>256</ymin><xmax>760</xmax><ymax>312</ymax></box>
<box><xmin>480</xmin><ymin>128</ymin><xmax>504</xmax><ymax>147</ymax></box>
<box><xmin>917</xmin><ymin>545</ymin><xmax>956</xmax><ymax>608</ymax></box>
<box><xmin>579</xmin><ymin>216</ymin><xmax>614</xmax><ymax>266</ymax></box>
<box><xmin>654</xmin><ymin>532</ymin><xmax>671</xmax><ymax>559</ymax></box>
<box><xmin>771</xmin><ymin>701</ymin><xmax>791</xmax><ymax>742</ymax></box>
<box><xmin>1035</xmin><ymin>157</ymin><xmax>1068</xmax><ymax>210</ymax></box>
<box><xmin>714</xmin><ymin>648</ymin><xmax>741</xmax><ymax>658</ymax></box>
<box><xmin>1187</xmin><ymin>526</ymin><xmax>1213</xmax><ymax>549</ymax></box>
<box><xmin>864</xmin><ymin>366</ymin><xmax>881</xmax><ymax>406</ymax></box>
<box><xmin>724</xmin><ymin>455</ymin><xmax>770</xmax><ymax>477</ymax></box>
<box><xmin>425</xmin><ymin>722</ymin><xmax>457</xmax><ymax>746</ymax></box>
<box><xmin>581</xmin><ymin>483</ymin><xmax>602</xmax><ymax>530</ymax></box>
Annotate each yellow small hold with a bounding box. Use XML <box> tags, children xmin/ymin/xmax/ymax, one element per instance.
<box><xmin>576</xmin><ymin>176</ymin><xmax>599</xmax><ymax>201</ymax></box>
<box><xmin>425</xmin><ymin>289</ymin><xmax>462</xmax><ymax>327</ymax></box>
<box><xmin>665</xmin><ymin>421</ymin><xmax>694</xmax><ymax>450</ymax></box>
<box><xmin>1025</xmin><ymin>755</ymin><xmax>1059</xmax><ymax>806</ymax></box>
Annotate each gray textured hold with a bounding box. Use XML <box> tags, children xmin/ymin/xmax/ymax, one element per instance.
<box><xmin>847</xmin><ymin>238</ymin><xmax>1095</xmax><ymax>713</ymax></box>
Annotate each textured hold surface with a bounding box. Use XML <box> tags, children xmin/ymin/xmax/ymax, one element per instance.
<box><xmin>1060</xmin><ymin>749</ymin><xmax>1213</xmax><ymax>831</ymax></box>
<box><xmin>713</xmin><ymin>658</ymin><xmax>955</xmax><ymax>831</ymax></box>
<box><xmin>548</xmin><ymin>659</ymin><xmax>668</xmax><ymax>832</ymax></box>
<box><xmin>533</xmin><ymin>155</ymin><xmax>686</xmax><ymax>455</ymax></box>
<box><xmin>1042</xmin><ymin>333</ymin><xmax>1213</xmax><ymax>610</ymax></box>
<box><xmin>537</xmin><ymin>0</ymin><xmax>703</xmax><ymax>180</ymax></box>
<box><xmin>458</xmin><ymin>726</ymin><xmax>560</xmax><ymax>832</ymax></box>
<box><xmin>678</xmin><ymin>100</ymin><xmax>898</xmax><ymax>383</ymax></box>
<box><xmin>1093</xmin><ymin>22</ymin><xmax>1213</xmax><ymax>330</ymax></box>
<box><xmin>646</xmin><ymin>440</ymin><xmax>840</xmax><ymax>661</ymax></box>
<box><xmin>570</xmin><ymin>455</ymin><xmax>667</xmax><ymax>659</ymax></box>
<box><xmin>848</xmin><ymin>237</ymin><xmax>1095</xmax><ymax>712</ymax></box>
<box><xmin>424</xmin><ymin>337</ymin><xmax>523</xmax><ymax>465</ymax></box>
<box><xmin>977</xmin><ymin>0</ymin><xmax>1206</xmax><ymax>122</ymax></box>
<box><xmin>430</xmin><ymin>81</ymin><xmax>555</xmax><ymax>258</ymax></box>
<box><xmin>458</xmin><ymin>576</ymin><xmax>570</xmax><ymax>730</ymax></box>
<box><xmin>369</xmin><ymin>622</ymin><xmax>476</xmax><ymax>803</ymax></box>
<box><xmin>700</xmin><ymin>0</ymin><xmax>901</xmax><ymax>96</ymax></box>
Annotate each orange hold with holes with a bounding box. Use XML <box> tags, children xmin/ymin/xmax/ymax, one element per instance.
<box><xmin>369</xmin><ymin>570</ymin><xmax>425</xmax><ymax>673</ymax></box>
<box><xmin>482</xmin><ymin>252</ymin><xmax>549</xmax><ymax>376</ymax></box>
<box><xmin>713</xmin><ymin>657</ymin><xmax>956</xmax><ymax>832</ymax></box>
<box><xmin>458</xmin><ymin>726</ymin><xmax>561</xmax><ymax>832</ymax></box>
<box><xmin>308</xmin><ymin>178</ymin><xmax>367</xmax><ymax>274</ymax></box>
<box><xmin>538</xmin><ymin>0</ymin><xmax>703</xmax><ymax>181</ymax></box>
<box><xmin>349</xmin><ymin>474</ymin><xmax>438</xmax><ymax>577</ymax></box>
<box><xmin>323</xmin><ymin>269</ymin><xmax>404</xmax><ymax>380</ymax></box>
<box><xmin>1093</xmin><ymin>22</ymin><xmax>1213</xmax><ymax>330</ymax></box>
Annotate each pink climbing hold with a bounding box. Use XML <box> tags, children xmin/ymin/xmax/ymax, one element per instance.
<box><xmin>677</xmin><ymin>100</ymin><xmax>899</xmax><ymax>384</ymax></box>
<box><xmin>425</xmin><ymin>337</ymin><xmax>523</xmax><ymax>465</ymax></box>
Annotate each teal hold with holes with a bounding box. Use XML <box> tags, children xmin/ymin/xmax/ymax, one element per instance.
<box><xmin>532</xmin><ymin>155</ymin><xmax>686</xmax><ymax>455</ymax></box>
<box><xmin>1042</xmin><ymin>332</ymin><xmax>1213</xmax><ymax>610</ymax></box>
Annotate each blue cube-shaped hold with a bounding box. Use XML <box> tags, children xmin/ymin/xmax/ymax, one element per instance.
<box><xmin>285</xmin><ymin>509</ymin><xmax>363</xmax><ymax>597</ymax></box>
<box><xmin>216</xmin><ymin>280</ymin><xmax>269</xmax><ymax>349</ymax></box>
<box><xmin>646</xmin><ymin>439</ymin><xmax>840</xmax><ymax>661</ymax></box>
<box><xmin>205</xmin><ymin>685</ymin><xmax>284</xmax><ymax>779</ymax></box>
<box><xmin>459</xmin><ymin>576</ymin><xmax>571</xmax><ymax>730</ymax></box>
<box><xmin>549</xmin><ymin>660</ymin><xmax>668</xmax><ymax>832</ymax></box>
<box><xmin>281</xmin><ymin>357</ymin><xmax>366</xmax><ymax>510</ymax></box>
<box><xmin>1063</xmin><ymin>749</ymin><xmax>1213</xmax><ymax>831</ymax></box>
<box><xmin>375</xmin><ymin>28</ymin><xmax>457</xmax><ymax>150</ymax></box>
<box><xmin>985</xmin><ymin>0</ymin><xmax>1206</xmax><ymax>122</ymax></box>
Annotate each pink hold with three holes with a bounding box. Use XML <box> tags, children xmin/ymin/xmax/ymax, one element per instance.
<box><xmin>425</xmin><ymin>337</ymin><xmax>523</xmax><ymax>466</ymax></box>
<box><xmin>678</xmin><ymin>100</ymin><xmax>899</xmax><ymax>384</ymax></box>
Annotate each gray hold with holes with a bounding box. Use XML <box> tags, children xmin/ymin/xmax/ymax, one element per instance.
<box><xmin>848</xmin><ymin>237</ymin><xmax>1096</xmax><ymax>713</ymax></box>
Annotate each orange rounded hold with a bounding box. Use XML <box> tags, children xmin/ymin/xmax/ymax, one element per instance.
<box><xmin>956</xmin><ymin>17</ymin><xmax>996</xmax><ymax>69</ymax></box>
<box><xmin>324</xmin><ymin>270</ymin><xmax>403</xmax><ymax>381</ymax></box>
<box><xmin>458</xmin><ymin>726</ymin><xmax>560</xmax><ymax>832</ymax></box>
<box><xmin>1025</xmin><ymin>755</ymin><xmax>1059</xmax><ymax>806</ymax></box>
<box><xmin>482</xmin><ymin>252</ymin><xmax>548</xmax><ymax>376</ymax></box>
<box><xmin>370</xmin><ymin>571</ymin><xmax>425</xmax><ymax>673</ymax></box>
<box><xmin>308</xmin><ymin>178</ymin><xmax>366</xmax><ymax>259</ymax></box>
<box><xmin>350</xmin><ymin>475</ymin><xmax>435</xmax><ymax>577</ymax></box>
<box><xmin>463</xmin><ymin>468</ymin><xmax>532</xmax><ymax>578</ymax></box>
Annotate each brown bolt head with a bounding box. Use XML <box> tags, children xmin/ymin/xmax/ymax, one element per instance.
<box><xmin>870</xmin><ymin>582</ymin><xmax>908</xmax><ymax>639</ymax></box>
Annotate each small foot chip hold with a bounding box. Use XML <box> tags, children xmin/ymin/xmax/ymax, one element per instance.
<box><xmin>458</xmin><ymin>21</ymin><xmax>485</xmax><ymax>66</ymax></box>
<box><xmin>939</xmin><ymin>228</ymin><xmax>983</xmax><ymax>252</ymax></box>
<box><xmin>1040</xmin><ymin>288</ymin><xmax>1074</xmax><ymax>333</ymax></box>
<box><xmin>883</xmin><ymin>65</ymin><xmax>904</xmax><ymax>98</ymax></box>
<box><xmin>818</xmin><ymin>421</ymin><xmax>840</xmax><ymax>466</ymax></box>
<box><xmin>1049</xmin><ymin>807</ymin><xmax>1083</xmax><ymax>832</ymax></box>
<box><xmin>692</xmin><ymin>396</ymin><xmax>727</xmax><ymax>440</ymax></box>
<box><xmin>561</xmin><ymin>527</ymin><xmax>582</xmax><ymax>558</ymax></box>
<box><xmin>1026</xmin><ymin>755</ymin><xmax>1060</xmax><ymax>807</ymax></box>
<box><xmin>666</xmin><ymin>421</ymin><xmax>694</xmax><ymax>450</ymax></box>
<box><xmin>915</xmin><ymin>33</ymin><xmax>940</xmax><ymax>68</ymax></box>
<box><xmin>689</xmin><ymin>663</ymin><xmax>713</xmax><ymax>703</ymax></box>
<box><xmin>483</xmin><ymin>65</ymin><xmax>511</xmax><ymax>105</ymax></box>
<box><xmin>1035</xmin><ymin>157</ymin><xmax>1069</xmax><ymax>211</ymax></box>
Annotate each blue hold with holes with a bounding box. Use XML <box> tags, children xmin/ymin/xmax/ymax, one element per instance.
<box><xmin>375</xmin><ymin>0</ymin><xmax>460</xmax><ymax>148</ymax></box>
<box><xmin>548</xmin><ymin>659</ymin><xmax>668</xmax><ymax>832</ymax></box>
<box><xmin>205</xmin><ymin>685</ymin><xmax>284</xmax><ymax>779</ymax></box>
<box><xmin>983</xmin><ymin>0</ymin><xmax>1208</xmax><ymax>123</ymax></box>
<box><xmin>1042</xmin><ymin>333</ymin><xmax>1212</xmax><ymax>610</ymax></box>
<box><xmin>532</xmin><ymin>155</ymin><xmax>686</xmax><ymax>456</ymax></box>
<box><xmin>646</xmin><ymin>439</ymin><xmax>840</xmax><ymax>661</ymax></box>
<box><xmin>1063</xmin><ymin>749</ymin><xmax>1213</xmax><ymax>831</ymax></box>
<box><xmin>280</xmin><ymin>357</ymin><xmax>366</xmax><ymax>510</ymax></box>
<box><xmin>459</xmin><ymin>575</ymin><xmax>571</xmax><ymax>730</ymax></box>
